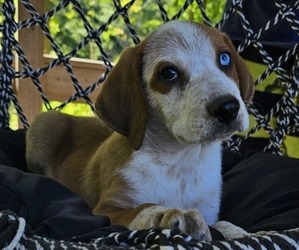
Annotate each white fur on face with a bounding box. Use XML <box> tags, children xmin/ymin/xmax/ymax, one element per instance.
<box><xmin>142</xmin><ymin>21</ymin><xmax>249</xmax><ymax>144</ymax></box>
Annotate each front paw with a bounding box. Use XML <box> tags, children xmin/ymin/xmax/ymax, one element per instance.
<box><xmin>129</xmin><ymin>205</ymin><xmax>211</xmax><ymax>241</ymax></box>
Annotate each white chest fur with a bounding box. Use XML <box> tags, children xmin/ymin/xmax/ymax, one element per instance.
<box><xmin>120</xmin><ymin>141</ymin><xmax>222</xmax><ymax>225</ymax></box>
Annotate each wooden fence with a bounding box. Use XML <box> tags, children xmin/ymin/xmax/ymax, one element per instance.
<box><xmin>16</xmin><ymin>0</ymin><xmax>105</xmax><ymax>123</ymax></box>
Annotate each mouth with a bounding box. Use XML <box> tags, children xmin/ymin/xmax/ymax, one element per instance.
<box><xmin>208</xmin><ymin>121</ymin><xmax>247</xmax><ymax>142</ymax></box>
<box><xmin>172</xmin><ymin>113</ymin><xmax>249</xmax><ymax>144</ymax></box>
<box><xmin>175</xmin><ymin>126</ymin><xmax>238</xmax><ymax>144</ymax></box>
<box><xmin>211</xmin><ymin>129</ymin><xmax>237</xmax><ymax>141</ymax></box>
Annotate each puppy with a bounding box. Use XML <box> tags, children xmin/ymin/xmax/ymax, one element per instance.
<box><xmin>26</xmin><ymin>20</ymin><xmax>254</xmax><ymax>241</ymax></box>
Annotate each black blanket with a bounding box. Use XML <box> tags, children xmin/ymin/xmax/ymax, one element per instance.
<box><xmin>1</xmin><ymin>129</ymin><xmax>299</xmax><ymax>249</ymax></box>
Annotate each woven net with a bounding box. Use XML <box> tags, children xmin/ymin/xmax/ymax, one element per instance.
<box><xmin>0</xmin><ymin>0</ymin><xmax>299</xmax><ymax>156</ymax></box>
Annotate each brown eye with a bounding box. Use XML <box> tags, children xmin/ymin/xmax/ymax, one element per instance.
<box><xmin>161</xmin><ymin>67</ymin><xmax>178</xmax><ymax>81</ymax></box>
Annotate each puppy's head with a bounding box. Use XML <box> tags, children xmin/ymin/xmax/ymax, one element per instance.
<box><xmin>95</xmin><ymin>21</ymin><xmax>255</xmax><ymax>149</ymax></box>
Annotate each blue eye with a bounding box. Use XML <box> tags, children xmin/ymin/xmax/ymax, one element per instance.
<box><xmin>219</xmin><ymin>52</ymin><xmax>231</xmax><ymax>67</ymax></box>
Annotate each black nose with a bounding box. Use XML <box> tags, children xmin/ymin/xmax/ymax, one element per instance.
<box><xmin>208</xmin><ymin>95</ymin><xmax>240</xmax><ymax>123</ymax></box>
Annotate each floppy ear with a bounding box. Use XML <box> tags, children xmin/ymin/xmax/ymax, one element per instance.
<box><xmin>224</xmin><ymin>35</ymin><xmax>255</xmax><ymax>105</ymax></box>
<box><xmin>95</xmin><ymin>45</ymin><xmax>147</xmax><ymax>150</ymax></box>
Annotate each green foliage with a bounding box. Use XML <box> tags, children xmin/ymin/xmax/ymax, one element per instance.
<box><xmin>0</xmin><ymin>0</ymin><xmax>4</xmax><ymax>19</ymax></box>
<box><xmin>0</xmin><ymin>0</ymin><xmax>6</xmax><ymax>42</ymax></box>
<box><xmin>42</xmin><ymin>101</ymin><xmax>94</xmax><ymax>117</ymax></box>
<box><xmin>3</xmin><ymin>0</ymin><xmax>226</xmax><ymax>127</ymax></box>
<box><xmin>46</xmin><ymin>0</ymin><xmax>226</xmax><ymax>61</ymax></box>
<box><xmin>41</xmin><ymin>0</ymin><xmax>226</xmax><ymax>118</ymax></box>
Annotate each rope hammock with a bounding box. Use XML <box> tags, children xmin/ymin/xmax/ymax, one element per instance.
<box><xmin>0</xmin><ymin>0</ymin><xmax>298</xmax><ymax>155</ymax></box>
<box><xmin>1</xmin><ymin>0</ymin><xmax>299</xmax><ymax>249</ymax></box>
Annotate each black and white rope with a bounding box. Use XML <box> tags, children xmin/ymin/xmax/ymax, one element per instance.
<box><xmin>1</xmin><ymin>210</ymin><xmax>299</xmax><ymax>250</ymax></box>
<box><xmin>0</xmin><ymin>0</ymin><xmax>298</xmax><ymax>155</ymax></box>
<box><xmin>219</xmin><ymin>0</ymin><xmax>299</xmax><ymax>154</ymax></box>
<box><xmin>0</xmin><ymin>0</ymin><xmax>17</xmax><ymax>129</ymax></box>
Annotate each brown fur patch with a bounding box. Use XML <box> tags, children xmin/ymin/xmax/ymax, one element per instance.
<box><xmin>199</xmin><ymin>24</ymin><xmax>255</xmax><ymax>104</ymax></box>
<box><xmin>95</xmin><ymin>43</ymin><xmax>148</xmax><ymax>150</ymax></box>
<box><xmin>149</xmin><ymin>62</ymin><xmax>187</xmax><ymax>94</ymax></box>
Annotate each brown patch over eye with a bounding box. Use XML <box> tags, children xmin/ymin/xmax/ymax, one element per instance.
<box><xmin>216</xmin><ymin>45</ymin><xmax>239</xmax><ymax>86</ymax></box>
<box><xmin>211</xmin><ymin>36</ymin><xmax>239</xmax><ymax>84</ymax></box>
<box><xmin>150</xmin><ymin>62</ymin><xmax>184</xmax><ymax>94</ymax></box>
<box><xmin>201</xmin><ymin>26</ymin><xmax>237</xmax><ymax>77</ymax></box>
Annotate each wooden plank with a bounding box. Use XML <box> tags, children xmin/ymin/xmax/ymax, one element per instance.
<box><xmin>16</xmin><ymin>0</ymin><xmax>44</xmax><ymax>124</ymax></box>
<box><xmin>16</xmin><ymin>2</ymin><xmax>108</xmax><ymax>124</ymax></box>
<box><xmin>42</xmin><ymin>55</ymin><xmax>107</xmax><ymax>103</ymax></box>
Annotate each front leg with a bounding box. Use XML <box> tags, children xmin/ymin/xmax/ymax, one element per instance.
<box><xmin>129</xmin><ymin>205</ymin><xmax>212</xmax><ymax>241</ymax></box>
<box><xmin>97</xmin><ymin>204</ymin><xmax>212</xmax><ymax>241</ymax></box>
